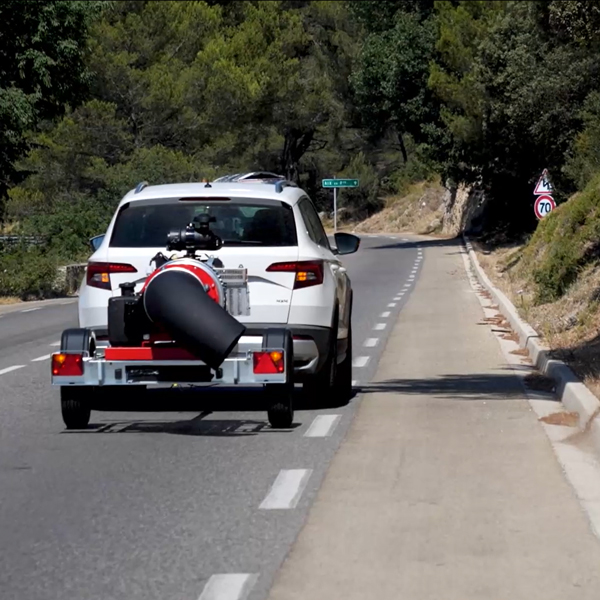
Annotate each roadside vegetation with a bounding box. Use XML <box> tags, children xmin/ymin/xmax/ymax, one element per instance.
<box><xmin>2</xmin><ymin>0</ymin><xmax>600</xmax><ymax>302</ymax></box>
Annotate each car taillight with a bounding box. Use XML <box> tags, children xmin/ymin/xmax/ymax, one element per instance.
<box><xmin>253</xmin><ymin>351</ymin><xmax>285</xmax><ymax>374</ymax></box>
<box><xmin>52</xmin><ymin>353</ymin><xmax>84</xmax><ymax>376</ymax></box>
<box><xmin>86</xmin><ymin>262</ymin><xmax>137</xmax><ymax>290</ymax></box>
<box><xmin>266</xmin><ymin>261</ymin><xmax>324</xmax><ymax>289</ymax></box>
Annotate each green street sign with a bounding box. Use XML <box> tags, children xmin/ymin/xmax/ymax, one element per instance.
<box><xmin>322</xmin><ymin>179</ymin><xmax>359</xmax><ymax>188</ymax></box>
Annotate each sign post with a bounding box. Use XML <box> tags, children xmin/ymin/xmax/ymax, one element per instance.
<box><xmin>533</xmin><ymin>169</ymin><xmax>555</xmax><ymax>220</ymax></box>
<box><xmin>322</xmin><ymin>178</ymin><xmax>359</xmax><ymax>232</ymax></box>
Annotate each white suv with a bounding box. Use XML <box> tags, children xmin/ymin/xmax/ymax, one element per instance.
<box><xmin>80</xmin><ymin>177</ymin><xmax>360</xmax><ymax>401</ymax></box>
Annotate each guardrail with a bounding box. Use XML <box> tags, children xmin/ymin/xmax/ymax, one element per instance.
<box><xmin>0</xmin><ymin>235</ymin><xmax>45</xmax><ymax>247</ymax></box>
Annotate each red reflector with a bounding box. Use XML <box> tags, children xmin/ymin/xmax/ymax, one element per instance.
<box><xmin>52</xmin><ymin>353</ymin><xmax>84</xmax><ymax>377</ymax></box>
<box><xmin>253</xmin><ymin>351</ymin><xmax>285</xmax><ymax>374</ymax></box>
<box><xmin>86</xmin><ymin>262</ymin><xmax>137</xmax><ymax>290</ymax></box>
<box><xmin>266</xmin><ymin>261</ymin><xmax>324</xmax><ymax>289</ymax></box>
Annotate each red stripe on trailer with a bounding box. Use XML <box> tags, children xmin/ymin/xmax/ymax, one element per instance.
<box><xmin>105</xmin><ymin>347</ymin><xmax>200</xmax><ymax>361</ymax></box>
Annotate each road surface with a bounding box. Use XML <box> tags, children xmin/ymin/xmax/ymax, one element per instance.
<box><xmin>2</xmin><ymin>235</ymin><xmax>600</xmax><ymax>600</ymax></box>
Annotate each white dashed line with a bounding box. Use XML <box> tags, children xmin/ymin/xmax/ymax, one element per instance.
<box><xmin>353</xmin><ymin>356</ymin><xmax>370</xmax><ymax>368</ymax></box>
<box><xmin>352</xmin><ymin>379</ymin><xmax>359</xmax><ymax>387</ymax></box>
<box><xmin>0</xmin><ymin>365</ymin><xmax>25</xmax><ymax>375</ymax></box>
<box><xmin>403</xmin><ymin>284</ymin><xmax>411</xmax><ymax>288</ymax></box>
<box><xmin>387</xmin><ymin>302</ymin><xmax>397</xmax><ymax>308</ymax></box>
<box><xmin>374</xmin><ymin>323</ymin><xmax>386</xmax><ymax>330</ymax></box>
<box><xmin>408</xmin><ymin>276</ymin><xmax>415</xmax><ymax>281</ymax></box>
<box><xmin>394</xmin><ymin>297</ymin><xmax>402</xmax><ymax>301</ymax></box>
<box><xmin>50</xmin><ymin>342</ymin><xmax>61</xmax><ymax>347</ymax></box>
<box><xmin>304</xmin><ymin>414</ymin><xmax>341</xmax><ymax>438</ymax></box>
<box><xmin>198</xmin><ymin>573</ymin><xmax>258</xmax><ymax>600</ymax></box>
<box><xmin>380</xmin><ymin>311</ymin><xmax>391</xmax><ymax>318</ymax></box>
<box><xmin>259</xmin><ymin>469</ymin><xmax>312</xmax><ymax>509</ymax></box>
<box><xmin>21</xmin><ymin>307</ymin><xmax>41</xmax><ymax>313</ymax></box>
<box><xmin>364</xmin><ymin>338</ymin><xmax>379</xmax><ymax>347</ymax></box>
<box><xmin>31</xmin><ymin>354</ymin><xmax>50</xmax><ymax>362</ymax></box>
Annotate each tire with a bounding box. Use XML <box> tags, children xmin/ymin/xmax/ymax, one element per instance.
<box><xmin>266</xmin><ymin>384</ymin><xmax>294</xmax><ymax>429</ymax></box>
<box><xmin>303</xmin><ymin>320</ymin><xmax>337</xmax><ymax>397</ymax></box>
<box><xmin>266</xmin><ymin>330</ymin><xmax>294</xmax><ymax>428</ymax></box>
<box><xmin>333</xmin><ymin>321</ymin><xmax>352</xmax><ymax>406</ymax></box>
<box><xmin>60</xmin><ymin>387</ymin><xmax>91</xmax><ymax>430</ymax></box>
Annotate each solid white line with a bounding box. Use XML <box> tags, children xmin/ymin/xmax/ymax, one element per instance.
<box><xmin>387</xmin><ymin>302</ymin><xmax>397</xmax><ymax>307</ymax></box>
<box><xmin>304</xmin><ymin>414</ymin><xmax>341</xmax><ymax>438</ymax></box>
<box><xmin>380</xmin><ymin>311</ymin><xmax>391</xmax><ymax>318</ymax></box>
<box><xmin>31</xmin><ymin>354</ymin><xmax>50</xmax><ymax>362</ymax></box>
<box><xmin>364</xmin><ymin>338</ymin><xmax>379</xmax><ymax>347</ymax></box>
<box><xmin>198</xmin><ymin>574</ymin><xmax>258</xmax><ymax>600</ymax></box>
<box><xmin>353</xmin><ymin>356</ymin><xmax>370</xmax><ymax>368</ymax></box>
<box><xmin>0</xmin><ymin>365</ymin><xmax>25</xmax><ymax>375</ymax></box>
<box><xmin>259</xmin><ymin>469</ymin><xmax>312</xmax><ymax>509</ymax></box>
<box><xmin>374</xmin><ymin>323</ymin><xmax>386</xmax><ymax>330</ymax></box>
<box><xmin>21</xmin><ymin>307</ymin><xmax>41</xmax><ymax>313</ymax></box>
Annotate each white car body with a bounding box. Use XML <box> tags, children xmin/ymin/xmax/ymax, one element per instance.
<box><xmin>78</xmin><ymin>180</ymin><xmax>357</xmax><ymax>380</ymax></box>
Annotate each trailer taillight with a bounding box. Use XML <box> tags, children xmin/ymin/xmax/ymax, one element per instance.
<box><xmin>253</xmin><ymin>351</ymin><xmax>285</xmax><ymax>374</ymax></box>
<box><xmin>266</xmin><ymin>261</ymin><xmax>324</xmax><ymax>289</ymax></box>
<box><xmin>52</xmin><ymin>353</ymin><xmax>84</xmax><ymax>376</ymax></box>
<box><xmin>87</xmin><ymin>262</ymin><xmax>137</xmax><ymax>290</ymax></box>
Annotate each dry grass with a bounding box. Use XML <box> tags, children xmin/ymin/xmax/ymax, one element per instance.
<box><xmin>473</xmin><ymin>241</ymin><xmax>600</xmax><ymax>400</ymax></box>
<box><xmin>0</xmin><ymin>296</ymin><xmax>22</xmax><ymax>305</ymax></box>
<box><xmin>353</xmin><ymin>181</ymin><xmax>446</xmax><ymax>235</ymax></box>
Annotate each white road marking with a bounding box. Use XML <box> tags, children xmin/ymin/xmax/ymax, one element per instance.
<box><xmin>408</xmin><ymin>276</ymin><xmax>415</xmax><ymax>281</ymax></box>
<box><xmin>304</xmin><ymin>414</ymin><xmax>341</xmax><ymax>438</ymax></box>
<box><xmin>198</xmin><ymin>573</ymin><xmax>258</xmax><ymax>600</ymax></box>
<box><xmin>108</xmin><ymin>423</ymin><xmax>131</xmax><ymax>433</ymax></box>
<box><xmin>364</xmin><ymin>338</ymin><xmax>379</xmax><ymax>347</ymax></box>
<box><xmin>380</xmin><ymin>311</ymin><xmax>391</xmax><ymax>318</ymax></box>
<box><xmin>21</xmin><ymin>307</ymin><xmax>41</xmax><ymax>313</ymax></box>
<box><xmin>403</xmin><ymin>284</ymin><xmax>411</xmax><ymax>288</ymax></box>
<box><xmin>374</xmin><ymin>323</ymin><xmax>386</xmax><ymax>330</ymax></box>
<box><xmin>393</xmin><ymin>297</ymin><xmax>402</xmax><ymax>301</ymax></box>
<box><xmin>31</xmin><ymin>354</ymin><xmax>50</xmax><ymax>362</ymax></box>
<box><xmin>50</xmin><ymin>342</ymin><xmax>61</xmax><ymax>347</ymax></box>
<box><xmin>387</xmin><ymin>302</ymin><xmax>397</xmax><ymax>308</ymax></box>
<box><xmin>352</xmin><ymin>379</ymin><xmax>358</xmax><ymax>387</ymax></box>
<box><xmin>0</xmin><ymin>365</ymin><xmax>25</xmax><ymax>375</ymax></box>
<box><xmin>259</xmin><ymin>469</ymin><xmax>312</xmax><ymax>510</ymax></box>
<box><xmin>353</xmin><ymin>356</ymin><xmax>370</xmax><ymax>368</ymax></box>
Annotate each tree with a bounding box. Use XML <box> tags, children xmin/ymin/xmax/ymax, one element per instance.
<box><xmin>0</xmin><ymin>0</ymin><xmax>101</xmax><ymax>211</ymax></box>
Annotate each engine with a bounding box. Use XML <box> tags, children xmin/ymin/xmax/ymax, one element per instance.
<box><xmin>107</xmin><ymin>216</ymin><xmax>246</xmax><ymax>369</ymax></box>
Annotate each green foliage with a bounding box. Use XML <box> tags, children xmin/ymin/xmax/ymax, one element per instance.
<box><xmin>337</xmin><ymin>152</ymin><xmax>383</xmax><ymax>219</ymax></box>
<box><xmin>0</xmin><ymin>0</ymin><xmax>102</xmax><ymax>204</ymax></box>
<box><xmin>0</xmin><ymin>248</ymin><xmax>60</xmax><ymax>300</ymax></box>
<box><xmin>519</xmin><ymin>175</ymin><xmax>600</xmax><ymax>302</ymax></box>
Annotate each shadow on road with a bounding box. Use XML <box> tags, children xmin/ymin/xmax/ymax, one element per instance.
<box><xmin>357</xmin><ymin>371</ymin><xmax>533</xmax><ymax>401</ymax></box>
<box><xmin>63</xmin><ymin>385</ymin><xmax>359</xmax><ymax>435</ymax></box>
<box><xmin>365</xmin><ymin>236</ymin><xmax>461</xmax><ymax>252</ymax></box>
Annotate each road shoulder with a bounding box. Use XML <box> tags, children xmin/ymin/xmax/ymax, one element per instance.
<box><xmin>266</xmin><ymin>237</ymin><xmax>600</xmax><ymax>600</ymax></box>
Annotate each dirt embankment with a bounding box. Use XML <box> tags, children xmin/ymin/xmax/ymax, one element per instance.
<box><xmin>472</xmin><ymin>176</ymin><xmax>600</xmax><ymax>399</ymax></box>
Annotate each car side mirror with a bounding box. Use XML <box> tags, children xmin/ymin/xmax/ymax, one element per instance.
<box><xmin>334</xmin><ymin>232</ymin><xmax>360</xmax><ymax>255</ymax></box>
<box><xmin>90</xmin><ymin>234</ymin><xmax>105</xmax><ymax>253</ymax></box>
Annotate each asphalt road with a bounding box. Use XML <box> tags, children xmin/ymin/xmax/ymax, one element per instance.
<box><xmin>0</xmin><ymin>234</ymin><xmax>422</xmax><ymax>600</ymax></box>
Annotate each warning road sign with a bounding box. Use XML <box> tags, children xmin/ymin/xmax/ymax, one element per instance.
<box><xmin>534</xmin><ymin>169</ymin><xmax>553</xmax><ymax>195</ymax></box>
<box><xmin>534</xmin><ymin>194</ymin><xmax>556</xmax><ymax>219</ymax></box>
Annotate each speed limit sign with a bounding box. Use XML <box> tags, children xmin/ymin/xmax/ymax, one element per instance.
<box><xmin>534</xmin><ymin>194</ymin><xmax>556</xmax><ymax>219</ymax></box>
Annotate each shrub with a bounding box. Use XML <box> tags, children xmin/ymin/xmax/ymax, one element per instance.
<box><xmin>0</xmin><ymin>249</ymin><xmax>61</xmax><ymax>300</ymax></box>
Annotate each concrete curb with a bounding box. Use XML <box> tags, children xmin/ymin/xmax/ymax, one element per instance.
<box><xmin>463</xmin><ymin>235</ymin><xmax>600</xmax><ymax>452</ymax></box>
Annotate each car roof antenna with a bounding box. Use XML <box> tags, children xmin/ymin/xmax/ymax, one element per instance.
<box><xmin>203</xmin><ymin>178</ymin><xmax>212</xmax><ymax>188</ymax></box>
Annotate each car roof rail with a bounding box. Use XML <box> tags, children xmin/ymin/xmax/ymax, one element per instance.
<box><xmin>134</xmin><ymin>181</ymin><xmax>149</xmax><ymax>194</ymax></box>
<box><xmin>275</xmin><ymin>180</ymin><xmax>297</xmax><ymax>193</ymax></box>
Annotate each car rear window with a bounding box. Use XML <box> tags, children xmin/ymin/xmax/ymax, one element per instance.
<box><xmin>109</xmin><ymin>199</ymin><xmax>298</xmax><ymax>248</ymax></box>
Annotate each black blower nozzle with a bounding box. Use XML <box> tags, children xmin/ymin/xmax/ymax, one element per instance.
<box><xmin>143</xmin><ymin>269</ymin><xmax>246</xmax><ymax>369</ymax></box>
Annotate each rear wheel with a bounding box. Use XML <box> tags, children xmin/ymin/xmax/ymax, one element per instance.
<box><xmin>333</xmin><ymin>322</ymin><xmax>352</xmax><ymax>406</ymax></box>
<box><xmin>266</xmin><ymin>384</ymin><xmax>294</xmax><ymax>428</ymax></box>
<box><xmin>60</xmin><ymin>387</ymin><xmax>91</xmax><ymax>430</ymax></box>
<box><xmin>303</xmin><ymin>322</ymin><xmax>337</xmax><ymax>397</ymax></box>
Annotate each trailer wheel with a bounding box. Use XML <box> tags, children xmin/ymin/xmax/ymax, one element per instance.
<box><xmin>266</xmin><ymin>384</ymin><xmax>294</xmax><ymax>429</ymax></box>
<box><xmin>265</xmin><ymin>329</ymin><xmax>294</xmax><ymax>429</ymax></box>
<box><xmin>61</xmin><ymin>387</ymin><xmax>91</xmax><ymax>430</ymax></box>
